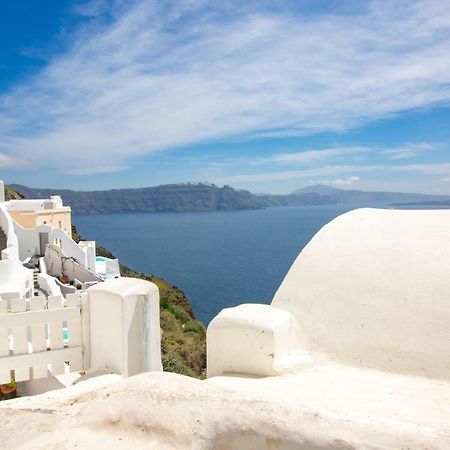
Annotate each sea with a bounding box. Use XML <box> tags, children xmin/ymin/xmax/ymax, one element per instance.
<box><xmin>74</xmin><ymin>204</ymin><xmax>385</xmax><ymax>324</ymax></box>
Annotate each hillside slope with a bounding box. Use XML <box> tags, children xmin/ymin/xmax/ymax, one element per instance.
<box><xmin>4</xmin><ymin>185</ymin><xmax>24</xmax><ymax>200</ymax></box>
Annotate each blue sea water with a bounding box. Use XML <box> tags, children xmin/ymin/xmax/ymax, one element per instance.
<box><xmin>74</xmin><ymin>205</ymin><xmax>365</xmax><ymax>324</ymax></box>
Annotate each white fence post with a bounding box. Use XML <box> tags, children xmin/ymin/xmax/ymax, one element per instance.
<box><xmin>87</xmin><ymin>278</ymin><xmax>162</xmax><ymax>377</ymax></box>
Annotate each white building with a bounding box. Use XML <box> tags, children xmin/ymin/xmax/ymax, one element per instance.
<box><xmin>0</xmin><ymin>180</ymin><xmax>120</xmax><ymax>303</ymax></box>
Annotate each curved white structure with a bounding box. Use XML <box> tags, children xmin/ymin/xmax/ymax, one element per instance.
<box><xmin>208</xmin><ymin>208</ymin><xmax>450</xmax><ymax>379</ymax></box>
<box><xmin>272</xmin><ymin>208</ymin><xmax>450</xmax><ymax>379</ymax></box>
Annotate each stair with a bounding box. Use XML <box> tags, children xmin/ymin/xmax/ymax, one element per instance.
<box><xmin>0</xmin><ymin>227</ymin><xmax>6</xmax><ymax>260</ymax></box>
<box><xmin>33</xmin><ymin>268</ymin><xmax>39</xmax><ymax>289</ymax></box>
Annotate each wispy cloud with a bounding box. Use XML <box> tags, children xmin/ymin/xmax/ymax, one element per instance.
<box><xmin>62</xmin><ymin>164</ymin><xmax>128</xmax><ymax>175</ymax></box>
<box><xmin>1</xmin><ymin>0</ymin><xmax>450</xmax><ymax>174</ymax></box>
<box><xmin>328</xmin><ymin>176</ymin><xmax>360</xmax><ymax>186</ymax></box>
<box><xmin>255</xmin><ymin>147</ymin><xmax>369</xmax><ymax>165</ymax></box>
<box><xmin>214</xmin><ymin>165</ymin><xmax>383</xmax><ymax>184</ymax></box>
<box><xmin>380</xmin><ymin>142</ymin><xmax>438</xmax><ymax>160</ymax></box>
<box><xmin>256</xmin><ymin>142</ymin><xmax>440</xmax><ymax>166</ymax></box>
<box><xmin>0</xmin><ymin>153</ymin><xmax>30</xmax><ymax>168</ymax></box>
<box><xmin>214</xmin><ymin>163</ymin><xmax>450</xmax><ymax>184</ymax></box>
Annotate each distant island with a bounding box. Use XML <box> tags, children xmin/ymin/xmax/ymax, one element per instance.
<box><xmin>391</xmin><ymin>199</ymin><xmax>450</xmax><ymax>207</ymax></box>
<box><xmin>10</xmin><ymin>182</ymin><xmax>450</xmax><ymax>214</ymax></box>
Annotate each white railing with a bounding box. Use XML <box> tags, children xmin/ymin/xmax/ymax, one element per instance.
<box><xmin>0</xmin><ymin>293</ymin><xmax>84</xmax><ymax>384</ymax></box>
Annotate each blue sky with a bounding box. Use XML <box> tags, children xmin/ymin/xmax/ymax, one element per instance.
<box><xmin>0</xmin><ymin>0</ymin><xmax>450</xmax><ymax>194</ymax></box>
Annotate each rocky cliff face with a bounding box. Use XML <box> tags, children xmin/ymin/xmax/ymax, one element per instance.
<box><xmin>11</xmin><ymin>183</ymin><xmax>263</xmax><ymax>214</ymax></box>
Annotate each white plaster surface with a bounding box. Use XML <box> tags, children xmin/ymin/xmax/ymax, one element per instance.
<box><xmin>0</xmin><ymin>366</ymin><xmax>448</xmax><ymax>449</ymax></box>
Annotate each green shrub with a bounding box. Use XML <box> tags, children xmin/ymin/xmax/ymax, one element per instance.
<box><xmin>183</xmin><ymin>320</ymin><xmax>206</xmax><ymax>338</ymax></box>
<box><xmin>171</xmin><ymin>306</ymin><xmax>191</xmax><ymax>324</ymax></box>
<box><xmin>160</xmin><ymin>310</ymin><xmax>182</xmax><ymax>334</ymax></box>
<box><xmin>160</xmin><ymin>296</ymin><xmax>171</xmax><ymax>310</ymax></box>
<box><xmin>161</xmin><ymin>354</ymin><xmax>197</xmax><ymax>378</ymax></box>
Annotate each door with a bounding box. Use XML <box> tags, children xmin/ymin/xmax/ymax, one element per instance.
<box><xmin>39</xmin><ymin>232</ymin><xmax>49</xmax><ymax>256</ymax></box>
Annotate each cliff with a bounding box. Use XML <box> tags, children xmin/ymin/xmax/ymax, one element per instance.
<box><xmin>11</xmin><ymin>182</ymin><xmax>450</xmax><ymax>214</ymax></box>
<box><xmin>11</xmin><ymin>183</ymin><xmax>263</xmax><ymax>214</ymax></box>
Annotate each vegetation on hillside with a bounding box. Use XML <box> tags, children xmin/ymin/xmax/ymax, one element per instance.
<box><xmin>72</xmin><ymin>226</ymin><xmax>206</xmax><ymax>378</ymax></box>
<box><xmin>4</xmin><ymin>185</ymin><xmax>24</xmax><ymax>200</ymax></box>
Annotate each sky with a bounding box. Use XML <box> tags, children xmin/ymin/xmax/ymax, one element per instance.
<box><xmin>0</xmin><ymin>0</ymin><xmax>450</xmax><ymax>194</ymax></box>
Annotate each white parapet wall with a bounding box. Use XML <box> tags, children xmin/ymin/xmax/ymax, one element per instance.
<box><xmin>207</xmin><ymin>304</ymin><xmax>300</xmax><ymax>377</ymax></box>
